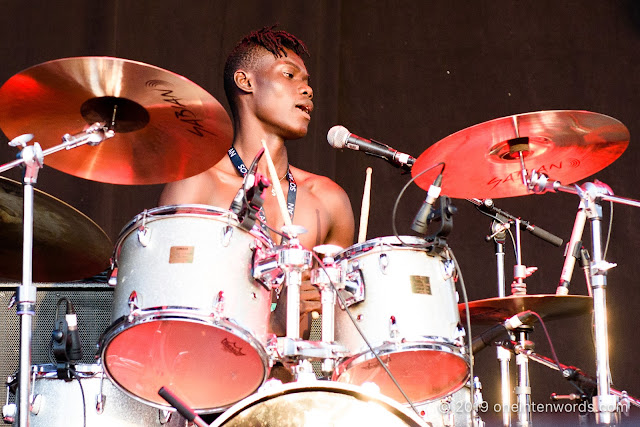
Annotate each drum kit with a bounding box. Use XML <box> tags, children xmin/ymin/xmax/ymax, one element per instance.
<box><xmin>0</xmin><ymin>56</ymin><xmax>639</xmax><ymax>426</ymax></box>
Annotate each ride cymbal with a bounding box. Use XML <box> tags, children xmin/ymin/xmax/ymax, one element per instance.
<box><xmin>0</xmin><ymin>56</ymin><xmax>233</xmax><ymax>185</ymax></box>
<box><xmin>0</xmin><ymin>176</ymin><xmax>112</xmax><ymax>282</ymax></box>
<box><xmin>413</xmin><ymin>110</ymin><xmax>629</xmax><ymax>199</ymax></box>
<box><xmin>459</xmin><ymin>294</ymin><xmax>593</xmax><ymax>324</ymax></box>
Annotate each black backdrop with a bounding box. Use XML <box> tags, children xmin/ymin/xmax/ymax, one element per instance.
<box><xmin>1</xmin><ymin>1</ymin><xmax>640</xmax><ymax>425</ymax></box>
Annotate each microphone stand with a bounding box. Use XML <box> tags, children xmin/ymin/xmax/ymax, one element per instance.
<box><xmin>528</xmin><ymin>171</ymin><xmax>640</xmax><ymax>425</ymax></box>
<box><xmin>0</xmin><ymin>123</ymin><xmax>113</xmax><ymax>426</ymax></box>
<box><xmin>489</xmin><ymin>219</ymin><xmax>512</xmax><ymax>427</ymax></box>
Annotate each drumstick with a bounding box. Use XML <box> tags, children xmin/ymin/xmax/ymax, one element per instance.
<box><xmin>358</xmin><ymin>167</ymin><xmax>373</xmax><ymax>243</ymax></box>
<box><xmin>261</xmin><ymin>139</ymin><xmax>293</xmax><ymax>227</ymax></box>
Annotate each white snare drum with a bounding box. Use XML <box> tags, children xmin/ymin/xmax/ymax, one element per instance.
<box><xmin>11</xmin><ymin>364</ymin><xmax>185</xmax><ymax>426</ymax></box>
<box><xmin>100</xmin><ymin>205</ymin><xmax>273</xmax><ymax>414</ymax></box>
<box><xmin>332</xmin><ymin>236</ymin><xmax>469</xmax><ymax>404</ymax></box>
<box><xmin>211</xmin><ymin>381</ymin><xmax>427</xmax><ymax>426</ymax></box>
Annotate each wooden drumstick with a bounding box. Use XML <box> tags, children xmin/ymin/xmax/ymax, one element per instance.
<box><xmin>357</xmin><ymin>167</ymin><xmax>373</xmax><ymax>243</ymax></box>
<box><xmin>261</xmin><ymin>140</ymin><xmax>293</xmax><ymax>227</ymax></box>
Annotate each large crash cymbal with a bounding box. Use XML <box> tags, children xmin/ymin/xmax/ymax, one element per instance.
<box><xmin>0</xmin><ymin>176</ymin><xmax>112</xmax><ymax>282</ymax></box>
<box><xmin>413</xmin><ymin>111</ymin><xmax>629</xmax><ymax>199</ymax></box>
<box><xmin>459</xmin><ymin>294</ymin><xmax>593</xmax><ymax>324</ymax></box>
<box><xmin>0</xmin><ymin>56</ymin><xmax>233</xmax><ymax>185</ymax></box>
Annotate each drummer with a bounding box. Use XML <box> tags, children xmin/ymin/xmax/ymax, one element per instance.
<box><xmin>159</xmin><ymin>26</ymin><xmax>355</xmax><ymax>335</ymax></box>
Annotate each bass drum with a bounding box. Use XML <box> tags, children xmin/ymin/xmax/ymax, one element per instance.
<box><xmin>210</xmin><ymin>381</ymin><xmax>427</xmax><ymax>427</ymax></box>
<box><xmin>10</xmin><ymin>364</ymin><xmax>186</xmax><ymax>427</ymax></box>
<box><xmin>332</xmin><ymin>236</ymin><xmax>469</xmax><ymax>404</ymax></box>
<box><xmin>100</xmin><ymin>205</ymin><xmax>273</xmax><ymax>414</ymax></box>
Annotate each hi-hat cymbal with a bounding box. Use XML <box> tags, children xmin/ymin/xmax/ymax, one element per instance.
<box><xmin>0</xmin><ymin>176</ymin><xmax>112</xmax><ymax>282</ymax></box>
<box><xmin>0</xmin><ymin>56</ymin><xmax>233</xmax><ymax>185</ymax></box>
<box><xmin>459</xmin><ymin>294</ymin><xmax>593</xmax><ymax>324</ymax></box>
<box><xmin>413</xmin><ymin>110</ymin><xmax>629</xmax><ymax>199</ymax></box>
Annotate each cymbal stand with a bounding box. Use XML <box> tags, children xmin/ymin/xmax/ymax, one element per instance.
<box><xmin>501</xmin><ymin>340</ymin><xmax>640</xmax><ymax>415</ymax></box>
<box><xmin>0</xmin><ymin>124</ymin><xmax>113</xmax><ymax>427</ymax></box>
<box><xmin>529</xmin><ymin>171</ymin><xmax>640</xmax><ymax>424</ymax></box>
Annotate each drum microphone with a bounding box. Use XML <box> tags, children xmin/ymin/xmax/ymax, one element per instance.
<box><xmin>230</xmin><ymin>148</ymin><xmax>264</xmax><ymax>216</ymax></box>
<box><xmin>327</xmin><ymin>125</ymin><xmax>415</xmax><ymax>171</ymax></box>
<box><xmin>411</xmin><ymin>173</ymin><xmax>443</xmax><ymax>234</ymax></box>
<box><xmin>66</xmin><ymin>303</ymin><xmax>83</xmax><ymax>361</ymax></box>
<box><xmin>471</xmin><ymin>310</ymin><xmax>536</xmax><ymax>354</ymax></box>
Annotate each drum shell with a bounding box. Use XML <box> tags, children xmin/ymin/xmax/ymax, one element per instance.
<box><xmin>334</xmin><ymin>240</ymin><xmax>461</xmax><ymax>354</ymax></box>
<box><xmin>13</xmin><ymin>364</ymin><xmax>185</xmax><ymax>427</ymax></box>
<box><xmin>111</xmin><ymin>205</ymin><xmax>271</xmax><ymax>344</ymax></box>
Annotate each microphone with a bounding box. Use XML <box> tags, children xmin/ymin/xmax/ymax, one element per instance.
<box><xmin>230</xmin><ymin>148</ymin><xmax>264</xmax><ymax>216</ymax></box>
<box><xmin>471</xmin><ymin>311</ymin><xmax>535</xmax><ymax>354</ymax></box>
<box><xmin>66</xmin><ymin>304</ymin><xmax>83</xmax><ymax>361</ymax></box>
<box><xmin>327</xmin><ymin>125</ymin><xmax>415</xmax><ymax>171</ymax></box>
<box><xmin>411</xmin><ymin>173</ymin><xmax>443</xmax><ymax>234</ymax></box>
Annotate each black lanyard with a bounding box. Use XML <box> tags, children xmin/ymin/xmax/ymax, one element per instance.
<box><xmin>227</xmin><ymin>147</ymin><xmax>297</xmax><ymax>234</ymax></box>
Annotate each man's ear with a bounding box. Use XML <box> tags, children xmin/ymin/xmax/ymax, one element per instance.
<box><xmin>234</xmin><ymin>70</ymin><xmax>253</xmax><ymax>93</ymax></box>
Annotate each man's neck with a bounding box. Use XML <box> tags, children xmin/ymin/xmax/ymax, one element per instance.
<box><xmin>232</xmin><ymin>129</ymin><xmax>289</xmax><ymax>179</ymax></box>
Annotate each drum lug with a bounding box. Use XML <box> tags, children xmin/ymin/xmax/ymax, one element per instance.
<box><xmin>2</xmin><ymin>403</ymin><xmax>16</xmax><ymax>423</ymax></box>
<box><xmin>158</xmin><ymin>409</ymin><xmax>172</xmax><ymax>424</ymax></box>
<box><xmin>95</xmin><ymin>392</ymin><xmax>105</xmax><ymax>414</ymax></box>
<box><xmin>222</xmin><ymin>225</ymin><xmax>234</xmax><ymax>247</ymax></box>
<box><xmin>339</xmin><ymin>261</ymin><xmax>365</xmax><ymax>308</ymax></box>
<box><xmin>128</xmin><ymin>291</ymin><xmax>139</xmax><ymax>317</ymax></box>
<box><xmin>389</xmin><ymin>315</ymin><xmax>400</xmax><ymax>340</ymax></box>
<box><xmin>378</xmin><ymin>253</ymin><xmax>389</xmax><ymax>274</ymax></box>
<box><xmin>214</xmin><ymin>291</ymin><xmax>225</xmax><ymax>317</ymax></box>
<box><xmin>136</xmin><ymin>209</ymin><xmax>151</xmax><ymax>247</ymax></box>
<box><xmin>30</xmin><ymin>394</ymin><xmax>42</xmax><ymax>415</ymax></box>
<box><xmin>108</xmin><ymin>266</ymin><xmax>118</xmax><ymax>287</ymax></box>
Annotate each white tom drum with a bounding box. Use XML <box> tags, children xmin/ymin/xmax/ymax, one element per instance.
<box><xmin>99</xmin><ymin>205</ymin><xmax>273</xmax><ymax>414</ymax></box>
<box><xmin>332</xmin><ymin>236</ymin><xmax>469</xmax><ymax>404</ymax></box>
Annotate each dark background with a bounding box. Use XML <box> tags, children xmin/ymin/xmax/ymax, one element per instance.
<box><xmin>1</xmin><ymin>1</ymin><xmax>639</xmax><ymax>425</ymax></box>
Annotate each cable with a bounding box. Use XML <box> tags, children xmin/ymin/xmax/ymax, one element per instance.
<box><xmin>391</xmin><ymin>162</ymin><xmax>445</xmax><ymax>247</ymax></box>
<box><xmin>447</xmin><ymin>247</ymin><xmax>476</xmax><ymax>419</ymax></box>
<box><xmin>310</xmin><ymin>251</ymin><xmax>420</xmax><ymax>416</ymax></box>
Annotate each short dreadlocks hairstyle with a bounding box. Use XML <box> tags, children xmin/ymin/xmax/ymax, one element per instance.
<box><xmin>223</xmin><ymin>26</ymin><xmax>309</xmax><ymax>119</ymax></box>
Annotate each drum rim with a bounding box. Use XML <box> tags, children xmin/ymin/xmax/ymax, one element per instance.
<box><xmin>335</xmin><ymin>235</ymin><xmax>433</xmax><ymax>261</ymax></box>
<box><xmin>113</xmin><ymin>204</ymin><xmax>273</xmax><ymax>263</ymax></box>
<box><xmin>332</xmin><ymin>340</ymin><xmax>471</xmax><ymax>403</ymax></box>
<box><xmin>210</xmin><ymin>380</ymin><xmax>428</xmax><ymax>427</ymax></box>
<box><xmin>98</xmin><ymin>307</ymin><xmax>271</xmax><ymax>413</ymax></box>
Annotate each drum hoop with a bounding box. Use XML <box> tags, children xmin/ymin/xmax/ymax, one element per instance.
<box><xmin>98</xmin><ymin>307</ymin><xmax>271</xmax><ymax>413</ymax></box>
<box><xmin>113</xmin><ymin>204</ymin><xmax>273</xmax><ymax>263</ymax></box>
<box><xmin>26</xmin><ymin>363</ymin><xmax>103</xmax><ymax>380</ymax></box>
<box><xmin>334</xmin><ymin>340</ymin><xmax>470</xmax><ymax>376</ymax></box>
<box><xmin>335</xmin><ymin>235</ymin><xmax>433</xmax><ymax>261</ymax></box>
<box><xmin>210</xmin><ymin>381</ymin><xmax>427</xmax><ymax>427</ymax></box>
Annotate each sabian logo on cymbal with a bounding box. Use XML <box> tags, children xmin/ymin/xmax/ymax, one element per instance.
<box><xmin>486</xmin><ymin>160</ymin><xmax>576</xmax><ymax>190</ymax></box>
<box><xmin>147</xmin><ymin>81</ymin><xmax>216</xmax><ymax>138</ymax></box>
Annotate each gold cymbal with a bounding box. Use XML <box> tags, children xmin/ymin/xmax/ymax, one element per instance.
<box><xmin>459</xmin><ymin>294</ymin><xmax>593</xmax><ymax>324</ymax></box>
<box><xmin>413</xmin><ymin>110</ymin><xmax>629</xmax><ymax>199</ymax></box>
<box><xmin>0</xmin><ymin>176</ymin><xmax>112</xmax><ymax>282</ymax></box>
<box><xmin>0</xmin><ymin>56</ymin><xmax>233</xmax><ymax>185</ymax></box>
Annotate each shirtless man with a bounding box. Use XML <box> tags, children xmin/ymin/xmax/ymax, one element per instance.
<box><xmin>159</xmin><ymin>27</ymin><xmax>355</xmax><ymax>334</ymax></box>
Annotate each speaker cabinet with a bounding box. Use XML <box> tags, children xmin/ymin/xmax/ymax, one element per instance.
<box><xmin>0</xmin><ymin>282</ymin><xmax>113</xmax><ymax>405</ymax></box>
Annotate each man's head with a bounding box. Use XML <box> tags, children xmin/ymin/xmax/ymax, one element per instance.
<box><xmin>223</xmin><ymin>26</ymin><xmax>310</xmax><ymax>121</ymax></box>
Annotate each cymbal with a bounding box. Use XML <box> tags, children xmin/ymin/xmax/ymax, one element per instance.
<box><xmin>413</xmin><ymin>111</ymin><xmax>629</xmax><ymax>199</ymax></box>
<box><xmin>0</xmin><ymin>56</ymin><xmax>233</xmax><ymax>185</ymax></box>
<box><xmin>0</xmin><ymin>176</ymin><xmax>112</xmax><ymax>282</ymax></box>
<box><xmin>459</xmin><ymin>294</ymin><xmax>593</xmax><ymax>324</ymax></box>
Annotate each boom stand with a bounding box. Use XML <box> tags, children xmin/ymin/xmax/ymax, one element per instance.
<box><xmin>529</xmin><ymin>171</ymin><xmax>640</xmax><ymax>424</ymax></box>
<box><xmin>0</xmin><ymin>124</ymin><xmax>113</xmax><ymax>426</ymax></box>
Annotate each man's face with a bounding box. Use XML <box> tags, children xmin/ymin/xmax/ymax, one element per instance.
<box><xmin>249</xmin><ymin>48</ymin><xmax>314</xmax><ymax>139</ymax></box>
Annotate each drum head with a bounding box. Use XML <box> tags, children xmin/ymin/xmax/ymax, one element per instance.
<box><xmin>211</xmin><ymin>382</ymin><xmax>427</xmax><ymax>427</ymax></box>
<box><xmin>102</xmin><ymin>310</ymin><xmax>269</xmax><ymax>413</ymax></box>
<box><xmin>334</xmin><ymin>342</ymin><xmax>469</xmax><ymax>404</ymax></box>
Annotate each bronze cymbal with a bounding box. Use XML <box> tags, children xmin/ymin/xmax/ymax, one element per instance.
<box><xmin>459</xmin><ymin>294</ymin><xmax>593</xmax><ymax>324</ymax></box>
<box><xmin>413</xmin><ymin>110</ymin><xmax>629</xmax><ymax>199</ymax></box>
<box><xmin>0</xmin><ymin>176</ymin><xmax>112</xmax><ymax>282</ymax></box>
<box><xmin>0</xmin><ymin>56</ymin><xmax>233</xmax><ymax>185</ymax></box>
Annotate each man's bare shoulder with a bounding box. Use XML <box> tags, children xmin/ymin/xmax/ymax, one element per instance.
<box><xmin>159</xmin><ymin>160</ymin><xmax>237</xmax><ymax>206</ymax></box>
<box><xmin>290</xmin><ymin>166</ymin><xmax>345</xmax><ymax>196</ymax></box>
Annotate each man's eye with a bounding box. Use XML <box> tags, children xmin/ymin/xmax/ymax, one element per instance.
<box><xmin>284</xmin><ymin>72</ymin><xmax>294</xmax><ymax>78</ymax></box>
